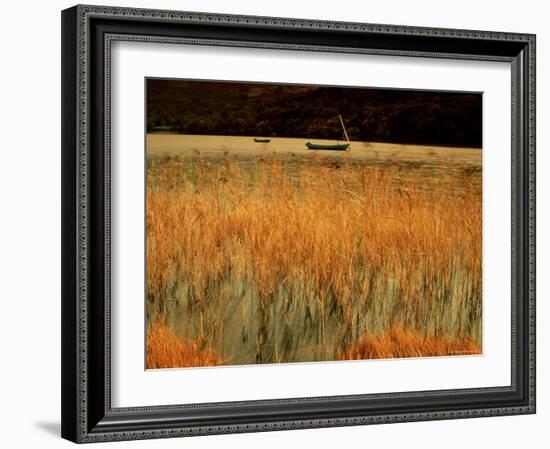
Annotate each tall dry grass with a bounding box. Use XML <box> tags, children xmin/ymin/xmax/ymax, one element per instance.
<box><xmin>146</xmin><ymin>316</ymin><xmax>222</xmax><ymax>368</ymax></box>
<box><xmin>146</xmin><ymin>151</ymin><xmax>482</xmax><ymax>366</ymax></box>
<box><xmin>336</xmin><ymin>326</ymin><xmax>479</xmax><ymax>360</ymax></box>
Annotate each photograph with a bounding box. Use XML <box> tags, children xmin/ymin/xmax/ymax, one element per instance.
<box><xmin>145</xmin><ymin>79</ymin><xmax>483</xmax><ymax>369</ymax></box>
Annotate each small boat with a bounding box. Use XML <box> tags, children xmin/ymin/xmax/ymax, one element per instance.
<box><xmin>306</xmin><ymin>114</ymin><xmax>351</xmax><ymax>152</ymax></box>
<box><xmin>254</xmin><ymin>138</ymin><xmax>271</xmax><ymax>143</ymax></box>
<box><xmin>305</xmin><ymin>142</ymin><xmax>350</xmax><ymax>151</ymax></box>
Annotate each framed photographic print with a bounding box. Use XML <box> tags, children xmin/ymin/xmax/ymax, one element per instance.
<box><xmin>61</xmin><ymin>4</ymin><xmax>536</xmax><ymax>443</ymax></box>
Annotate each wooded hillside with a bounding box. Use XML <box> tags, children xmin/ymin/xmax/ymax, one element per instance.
<box><xmin>147</xmin><ymin>79</ymin><xmax>482</xmax><ymax>148</ymax></box>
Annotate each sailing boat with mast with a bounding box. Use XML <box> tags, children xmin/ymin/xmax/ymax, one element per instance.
<box><xmin>305</xmin><ymin>114</ymin><xmax>351</xmax><ymax>151</ymax></box>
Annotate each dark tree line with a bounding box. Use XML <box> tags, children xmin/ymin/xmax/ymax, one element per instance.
<box><xmin>147</xmin><ymin>79</ymin><xmax>482</xmax><ymax>148</ymax></box>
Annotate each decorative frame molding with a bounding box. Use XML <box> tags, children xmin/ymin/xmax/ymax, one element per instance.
<box><xmin>61</xmin><ymin>4</ymin><xmax>536</xmax><ymax>443</ymax></box>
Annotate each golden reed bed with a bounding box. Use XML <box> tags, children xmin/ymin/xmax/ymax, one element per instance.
<box><xmin>147</xmin><ymin>316</ymin><xmax>222</xmax><ymax>369</ymax></box>
<box><xmin>146</xmin><ymin>150</ymin><xmax>482</xmax><ymax>367</ymax></box>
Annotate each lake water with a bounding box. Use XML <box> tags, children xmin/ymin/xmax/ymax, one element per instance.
<box><xmin>147</xmin><ymin>133</ymin><xmax>481</xmax><ymax>167</ymax></box>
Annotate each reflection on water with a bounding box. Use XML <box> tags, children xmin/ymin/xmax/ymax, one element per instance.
<box><xmin>164</xmin><ymin>269</ymin><xmax>477</xmax><ymax>365</ymax></box>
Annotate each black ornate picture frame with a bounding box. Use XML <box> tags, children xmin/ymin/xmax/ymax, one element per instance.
<box><xmin>61</xmin><ymin>4</ymin><xmax>536</xmax><ymax>443</ymax></box>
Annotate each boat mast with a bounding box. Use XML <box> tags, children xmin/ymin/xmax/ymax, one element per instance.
<box><xmin>338</xmin><ymin>114</ymin><xmax>350</xmax><ymax>142</ymax></box>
